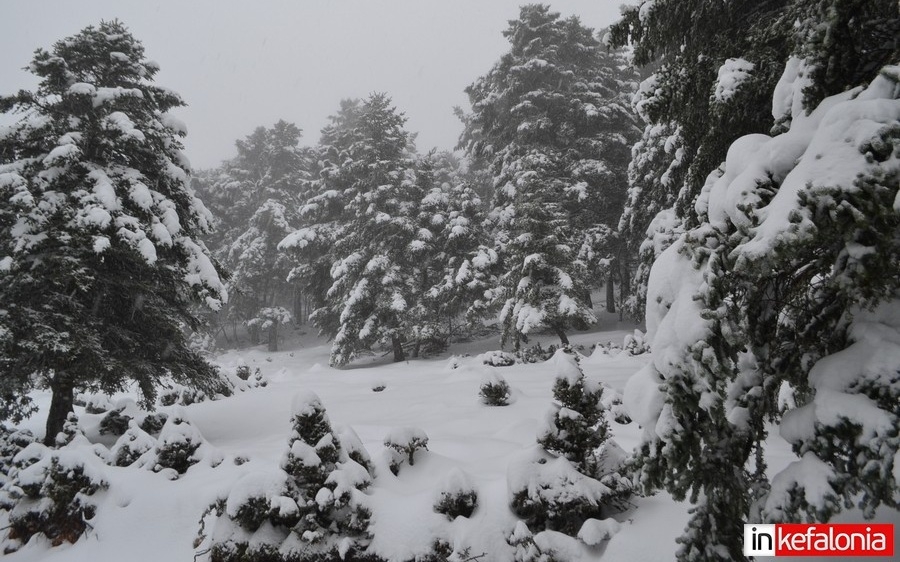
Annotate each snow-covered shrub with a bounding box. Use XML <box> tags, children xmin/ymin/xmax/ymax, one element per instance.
<box><xmin>479</xmin><ymin>372</ymin><xmax>511</xmax><ymax>406</ymax></box>
<box><xmin>111</xmin><ymin>422</ymin><xmax>156</xmax><ymax>467</ymax></box>
<box><xmin>282</xmin><ymin>392</ymin><xmax>339</xmax><ymax>483</ymax></box>
<box><xmin>507</xmin><ymin>521</ymin><xmax>558</xmax><ymax>562</ymax></box>
<box><xmin>589</xmin><ymin>340</ymin><xmax>622</xmax><ymax>358</ymax></box>
<box><xmin>576</xmin><ymin>518</ymin><xmax>621</xmax><ymax>546</ymax></box>
<box><xmin>76</xmin><ymin>393</ymin><xmax>113</xmax><ymax>414</ymax></box>
<box><xmin>98</xmin><ymin>408</ymin><xmax>132</xmax><ymax>436</ymax></box>
<box><xmin>384</xmin><ymin>427</ymin><xmax>429</xmax><ymax>475</ymax></box>
<box><xmin>537</xmin><ymin>351</ymin><xmax>607</xmax><ymax>474</ymax></box>
<box><xmin>433</xmin><ymin>468</ymin><xmax>478</xmax><ymax>520</ymax></box>
<box><xmin>0</xmin><ymin>443</ymin><xmax>108</xmax><ymax>550</ymax></box>
<box><xmin>159</xmin><ymin>384</ymin><xmax>209</xmax><ymax>407</ymax></box>
<box><xmin>415</xmin><ymin>539</ymin><xmax>474</xmax><ymax>562</ymax></box>
<box><xmin>621</xmin><ymin>329</ymin><xmax>649</xmax><ymax>356</ymax></box>
<box><xmin>509</xmin><ymin>455</ymin><xmax>622</xmax><ymax>535</ymax></box>
<box><xmin>226</xmin><ymin>365</ymin><xmax>269</xmax><ymax>393</ymax></box>
<box><xmin>232</xmin><ymin>363</ymin><xmax>269</xmax><ymax>392</ymax></box>
<box><xmin>518</xmin><ymin>342</ymin><xmax>557</xmax><ymax>364</ymax></box>
<box><xmin>139</xmin><ymin>412</ymin><xmax>168</xmax><ymax>436</ymax></box>
<box><xmin>234</xmin><ymin>365</ymin><xmax>252</xmax><ymax>381</ymax></box>
<box><xmin>444</xmin><ymin>355</ymin><xmax>465</xmax><ymax>370</ymax></box>
<box><xmin>0</xmin><ymin>426</ymin><xmax>35</xmax><ymax>486</ymax></box>
<box><xmin>200</xmin><ymin>392</ymin><xmax>374</xmax><ymax>561</ymax></box>
<box><xmin>53</xmin><ymin>412</ymin><xmax>84</xmax><ymax>447</ymax></box>
<box><xmin>509</xmin><ymin>352</ymin><xmax>632</xmax><ymax>536</ymax></box>
<box><xmin>151</xmin><ymin>408</ymin><xmax>211</xmax><ymax>474</ymax></box>
<box><xmin>479</xmin><ymin>350</ymin><xmax>517</xmax><ymax>367</ymax></box>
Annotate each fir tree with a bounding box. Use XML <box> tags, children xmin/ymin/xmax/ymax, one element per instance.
<box><xmin>281</xmin><ymin>95</ymin><xmax>421</xmax><ymax>366</ymax></box>
<box><xmin>0</xmin><ymin>21</ymin><xmax>226</xmax><ymax>444</ymax></box>
<box><xmin>459</xmin><ymin>4</ymin><xmax>639</xmax><ymax>348</ymax></box>
<box><xmin>610</xmin><ymin>0</ymin><xmax>791</xmax><ymax>318</ymax></box>
<box><xmin>196</xmin><ymin>121</ymin><xmax>310</xmax><ymax>345</ymax></box>
<box><xmin>408</xmin><ymin>150</ymin><xmax>495</xmax><ymax>354</ymax></box>
<box><xmin>624</xmin><ymin>49</ymin><xmax>899</xmax><ymax>562</ymax></box>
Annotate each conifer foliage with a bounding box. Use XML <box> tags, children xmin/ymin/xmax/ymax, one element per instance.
<box><xmin>618</xmin><ymin>2</ymin><xmax>900</xmax><ymax>558</ymax></box>
<box><xmin>459</xmin><ymin>4</ymin><xmax>639</xmax><ymax>348</ymax></box>
<box><xmin>510</xmin><ymin>350</ymin><xmax>631</xmax><ymax>537</ymax></box>
<box><xmin>202</xmin><ymin>392</ymin><xmax>373</xmax><ymax>561</ymax></box>
<box><xmin>0</xmin><ymin>21</ymin><xmax>227</xmax><ymax>443</ymax></box>
<box><xmin>281</xmin><ymin>97</ymin><xmax>495</xmax><ymax>365</ymax></box>
<box><xmin>195</xmin><ymin>120</ymin><xmax>310</xmax><ymax>349</ymax></box>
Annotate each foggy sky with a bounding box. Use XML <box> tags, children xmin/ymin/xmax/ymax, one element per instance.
<box><xmin>1</xmin><ymin>1</ymin><xmax>627</xmax><ymax>169</ymax></box>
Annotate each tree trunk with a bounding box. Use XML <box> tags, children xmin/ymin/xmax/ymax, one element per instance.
<box><xmin>293</xmin><ymin>287</ymin><xmax>303</xmax><ymax>324</ymax></box>
<box><xmin>606</xmin><ymin>272</ymin><xmax>616</xmax><ymax>314</ymax></box>
<box><xmin>555</xmin><ymin>326</ymin><xmax>570</xmax><ymax>346</ymax></box>
<box><xmin>268</xmin><ymin>322</ymin><xmax>278</xmax><ymax>352</ymax></box>
<box><xmin>249</xmin><ymin>323</ymin><xmax>260</xmax><ymax>345</ymax></box>
<box><xmin>619</xmin><ymin>261</ymin><xmax>630</xmax><ymax>321</ymax></box>
<box><xmin>44</xmin><ymin>374</ymin><xmax>74</xmax><ymax>446</ymax></box>
<box><xmin>392</xmin><ymin>335</ymin><xmax>405</xmax><ymax>362</ymax></box>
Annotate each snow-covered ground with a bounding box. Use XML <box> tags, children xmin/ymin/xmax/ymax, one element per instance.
<box><xmin>3</xmin><ymin>323</ymin><xmax>895</xmax><ymax>561</ymax></box>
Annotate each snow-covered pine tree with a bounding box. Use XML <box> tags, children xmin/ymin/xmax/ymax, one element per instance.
<box><xmin>510</xmin><ymin>350</ymin><xmax>631</xmax><ymax>536</ymax></box>
<box><xmin>0</xmin><ymin>21</ymin><xmax>226</xmax><ymax>444</ymax></box>
<box><xmin>537</xmin><ymin>350</ymin><xmax>607</xmax><ymax>475</ymax></box>
<box><xmin>622</xmin><ymin>3</ymin><xmax>899</xmax><ymax>557</ymax></box>
<box><xmin>280</xmin><ymin>94</ymin><xmax>421</xmax><ymax>366</ymax></box>
<box><xmin>196</xmin><ymin>121</ymin><xmax>310</xmax><ymax>345</ymax></box>
<box><xmin>610</xmin><ymin>0</ymin><xmax>791</xmax><ymax>319</ymax></box>
<box><xmin>407</xmin><ymin>150</ymin><xmax>495</xmax><ymax>354</ymax></box>
<box><xmin>459</xmin><ymin>4</ymin><xmax>639</xmax><ymax>348</ymax></box>
<box><xmin>204</xmin><ymin>392</ymin><xmax>373</xmax><ymax>561</ymax></box>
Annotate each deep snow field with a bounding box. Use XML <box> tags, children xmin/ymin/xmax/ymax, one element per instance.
<box><xmin>3</xmin><ymin>320</ymin><xmax>894</xmax><ymax>562</ymax></box>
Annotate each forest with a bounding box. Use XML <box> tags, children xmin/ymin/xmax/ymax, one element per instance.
<box><xmin>0</xmin><ymin>1</ymin><xmax>898</xmax><ymax>561</ymax></box>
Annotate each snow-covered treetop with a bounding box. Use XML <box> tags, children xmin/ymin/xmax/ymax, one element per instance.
<box><xmin>291</xmin><ymin>391</ymin><xmax>325</xmax><ymax>418</ymax></box>
<box><xmin>0</xmin><ymin>19</ymin><xmax>226</xmax><ymax>310</ymax></box>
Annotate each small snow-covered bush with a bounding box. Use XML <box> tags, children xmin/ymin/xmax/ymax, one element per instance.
<box><xmin>151</xmin><ymin>408</ymin><xmax>216</xmax><ymax>475</ymax></box>
<box><xmin>139</xmin><ymin>412</ymin><xmax>169</xmax><ymax>435</ymax></box>
<box><xmin>621</xmin><ymin>329</ymin><xmax>649</xmax><ymax>356</ymax></box>
<box><xmin>415</xmin><ymin>539</ymin><xmax>474</xmax><ymax>562</ymax></box>
<box><xmin>479</xmin><ymin>372</ymin><xmax>511</xmax><ymax>406</ymax></box>
<box><xmin>433</xmin><ymin>468</ymin><xmax>478</xmax><ymax>520</ymax></box>
<box><xmin>0</xmin><ymin>443</ymin><xmax>108</xmax><ymax>550</ymax></box>
<box><xmin>98</xmin><ymin>407</ymin><xmax>132</xmax><ymax>436</ymax></box>
<box><xmin>232</xmin><ymin>365</ymin><xmax>268</xmax><ymax>389</ymax></box>
<box><xmin>576</xmin><ymin>517</ymin><xmax>621</xmax><ymax>546</ymax></box>
<box><xmin>537</xmin><ymin>351</ymin><xmax>607</xmax><ymax>474</ymax></box>
<box><xmin>111</xmin><ymin>422</ymin><xmax>156</xmax><ymax>467</ymax></box>
<box><xmin>509</xmin><ymin>455</ymin><xmax>613</xmax><ymax>536</ymax></box>
<box><xmin>53</xmin><ymin>412</ymin><xmax>84</xmax><ymax>447</ymax></box>
<box><xmin>384</xmin><ymin>427</ymin><xmax>429</xmax><ymax>475</ymax></box>
<box><xmin>480</xmin><ymin>350</ymin><xmax>517</xmax><ymax>367</ymax></box>
<box><xmin>518</xmin><ymin>342</ymin><xmax>557</xmax><ymax>364</ymax></box>
<box><xmin>510</xmin><ymin>351</ymin><xmax>633</xmax><ymax>537</ymax></box>
<box><xmin>200</xmin><ymin>392</ymin><xmax>375</xmax><ymax>562</ymax></box>
<box><xmin>76</xmin><ymin>393</ymin><xmax>113</xmax><ymax>414</ymax></box>
<box><xmin>507</xmin><ymin>521</ymin><xmax>558</xmax><ymax>562</ymax></box>
<box><xmin>159</xmin><ymin>384</ymin><xmax>208</xmax><ymax>407</ymax></box>
<box><xmin>0</xmin><ymin>426</ymin><xmax>35</xmax><ymax>486</ymax></box>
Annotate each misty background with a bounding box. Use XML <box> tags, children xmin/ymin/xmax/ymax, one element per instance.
<box><xmin>0</xmin><ymin>0</ymin><xmax>625</xmax><ymax>169</ymax></box>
